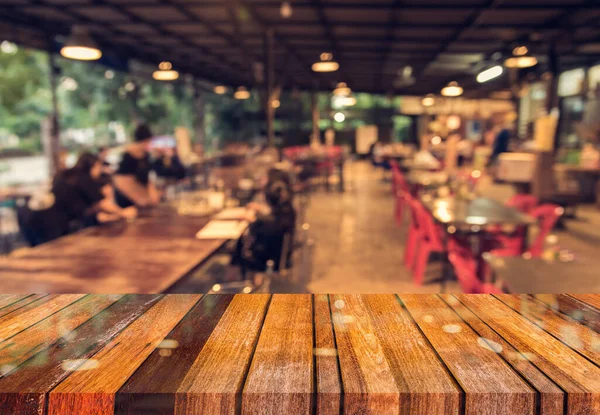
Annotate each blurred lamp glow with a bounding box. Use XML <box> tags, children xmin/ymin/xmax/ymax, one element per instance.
<box><xmin>312</xmin><ymin>52</ymin><xmax>339</xmax><ymax>72</ymax></box>
<box><xmin>477</xmin><ymin>65</ymin><xmax>503</xmax><ymax>83</ymax></box>
<box><xmin>340</xmin><ymin>96</ymin><xmax>356</xmax><ymax>106</ymax></box>
<box><xmin>280</xmin><ymin>1</ymin><xmax>292</xmax><ymax>18</ymax></box>
<box><xmin>333</xmin><ymin>82</ymin><xmax>351</xmax><ymax>96</ymax></box>
<box><xmin>152</xmin><ymin>62</ymin><xmax>179</xmax><ymax>81</ymax></box>
<box><xmin>60</xmin><ymin>26</ymin><xmax>102</xmax><ymax>61</ymax></box>
<box><xmin>441</xmin><ymin>81</ymin><xmax>463</xmax><ymax>97</ymax></box>
<box><xmin>272</xmin><ymin>99</ymin><xmax>281</xmax><ymax>108</ymax></box>
<box><xmin>334</xmin><ymin>112</ymin><xmax>345</xmax><ymax>122</ymax></box>
<box><xmin>421</xmin><ymin>94</ymin><xmax>435</xmax><ymax>107</ymax></box>
<box><xmin>213</xmin><ymin>85</ymin><xmax>227</xmax><ymax>94</ymax></box>
<box><xmin>504</xmin><ymin>46</ymin><xmax>537</xmax><ymax>69</ymax></box>
<box><xmin>234</xmin><ymin>86</ymin><xmax>251</xmax><ymax>100</ymax></box>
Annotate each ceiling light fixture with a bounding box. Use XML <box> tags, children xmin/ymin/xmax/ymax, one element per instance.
<box><xmin>213</xmin><ymin>85</ymin><xmax>227</xmax><ymax>95</ymax></box>
<box><xmin>504</xmin><ymin>46</ymin><xmax>538</xmax><ymax>69</ymax></box>
<box><xmin>421</xmin><ymin>94</ymin><xmax>436</xmax><ymax>107</ymax></box>
<box><xmin>280</xmin><ymin>1</ymin><xmax>292</xmax><ymax>18</ymax></box>
<box><xmin>441</xmin><ymin>81</ymin><xmax>463</xmax><ymax>97</ymax></box>
<box><xmin>333</xmin><ymin>82</ymin><xmax>351</xmax><ymax>97</ymax></box>
<box><xmin>234</xmin><ymin>86</ymin><xmax>251</xmax><ymax>100</ymax></box>
<box><xmin>334</xmin><ymin>112</ymin><xmax>345</xmax><ymax>122</ymax></box>
<box><xmin>152</xmin><ymin>61</ymin><xmax>179</xmax><ymax>81</ymax></box>
<box><xmin>477</xmin><ymin>65</ymin><xmax>504</xmax><ymax>83</ymax></box>
<box><xmin>60</xmin><ymin>26</ymin><xmax>102</xmax><ymax>61</ymax></box>
<box><xmin>312</xmin><ymin>52</ymin><xmax>339</xmax><ymax>73</ymax></box>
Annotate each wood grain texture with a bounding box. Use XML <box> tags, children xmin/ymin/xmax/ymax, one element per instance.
<box><xmin>48</xmin><ymin>295</ymin><xmax>201</xmax><ymax>415</ymax></box>
<box><xmin>0</xmin><ymin>294</ymin><xmax>85</xmax><ymax>341</ymax></box>
<box><xmin>534</xmin><ymin>294</ymin><xmax>600</xmax><ymax>334</ymax></box>
<box><xmin>0</xmin><ymin>207</ymin><xmax>226</xmax><ymax>293</ymax></box>
<box><xmin>569</xmin><ymin>294</ymin><xmax>600</xmax><ymax>311</ymax></box>
<box><xmin>441</xmin><ymin>294</ymin><xmax>564</xmax><ymax>415</ymax></box>
<box><xmin>0</xmin><ymin>295</ymin><xmax>162</xmax><ymax>415</ymax></box>
<box><xmin>313</xmin><ymin>294</ymin><xmax>341</xmax><ymax>415</ymax></box>
<box><xmin>363</xmin><ymin>295</ymin><xmax>461</xmax><ymax>415</ymax></box>
<box><xmin>399</xmin><ymin>294</ymin><xmax>535</xmax><ymax>415</ymax></box>
<box><xmin>0</xmin><ymin>294</ymin><xmax>47</xmax><ymax>319</ymax></box>
<box><xmin>0</xmin><ymin>294</ymin><xmax>122</xmax><ymax>370</ymax></box>
<box><xmin>175</xmin><ymin>294</ymin><xmax>271</xmax><ymax>415</ymax></box>
<box><xmin>456</xmin><ymin>294</ymin><xmax>600</xmax><ymax>414</ymax></box>
<box><xmin>115</xmin><ymin>294</ymin><xmax>234</xmax><ymax>414</ymax></box>
<box><xmin>242</xmin><ymin>294</ymin><xmax>313</xmax><ymax>415</ymax></box>
<box><xmin>497</xmin><ymin>294</ymin><xmax>600</xmax><ymax>366</ymax></box>
<box><xmin>331</xmin><ymin>294</ymin><xmax>400</xmax><ymax>415</ymax></box>
<box><xmin>0</xmin><ymin>295</ymin><xmax>31</xmax><ymax>311</ymax></box>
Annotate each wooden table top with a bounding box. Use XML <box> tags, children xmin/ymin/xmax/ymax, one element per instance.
<box><xmin>422</xmin><ymin>196</ymin><xmax>535</xmax><ymax>227</ymax></box>
<box><xmin>0</xmin><ymin>207</ymin><xmax>225</xmax><ymax>293</ymax></box>
<box><xmin>0</xmin><ymin>293</ymin><xmax>598</xmax><ymax>414</ymax></box>
<box><xmin>485</xmin><ymin>253</ymin><xmax>600</xmax><ymax>293</ymax></box>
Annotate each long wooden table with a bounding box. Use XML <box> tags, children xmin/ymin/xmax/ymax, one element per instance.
<box><xmin>0</xmin><ymin>293</ymin><xmax>598</xmax><ymax>414</ymax></box>
<box><xmin>0</xmin><ymin>207</ymin><xmax>226</xmax><ymax>293</ymax></box>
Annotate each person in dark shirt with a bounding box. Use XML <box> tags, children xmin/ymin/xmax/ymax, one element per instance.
<box><xmin>152</xmin><ymin>147</ymin><xmax>186</xmax><ymax>180</ymax></box>
<box><xmin>113</xmin><ymin>124</ymin><xmax>161</xmax><ymax>208</ymax></box>
<box><xmin>230</xmin><ymin>171</ymin><xmax>297</xmax><ymax>278</ymax></box>
<box><xmin>19</xmin><ymin>152</ymin><xmax>137</xmax><ymax>246</ymax></box>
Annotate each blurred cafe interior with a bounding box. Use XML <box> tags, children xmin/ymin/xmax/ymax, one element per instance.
<box><xmin>0</xmin><ymin>0</ymin><xmax>600</xmax><ymax>295</ymax></box>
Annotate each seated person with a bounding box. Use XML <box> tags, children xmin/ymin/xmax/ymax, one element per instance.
<box><xmin>20</xmin><ymin>152</ymin><xmax>137</xmax><ymax>246</ymax></box>
<box><xmin>229</xmin><ymin>172</ymin><xmax>297</xmax><ymax>281</ymax></box>
<box><xmin>113</xmin><ymin>124</ymin><xmax>161</xmax><ymax>208</ymax></box>
<box><xmin>152</xmin><ymin>147</ymin><xmax>186</xmax><ymax>180</ymax></box>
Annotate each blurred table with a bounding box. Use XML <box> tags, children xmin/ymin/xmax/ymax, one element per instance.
<box><xmin>405</xmin><ymin>171</ymin><xmax>449</xmax><ymax>189</ymax></box>
<box><xmin>421</xmin><ymin>196</ymin><xmax>535</xmax><ymax>227</ymax></box>
<box><xmin>401</xmin><ymin>159</ymin><xmax>440</xmax><ymax>171</ymax></box>
<box><xmin>0</xmin><ymin>206</ymin><xmax>226</xmax><ymax>293</ymax></box>
<box><xmin>484</xmin><ymin>253</ymin><xmax>599</xmax><ymax>293</ymax></box>
<box><xmin>0</xmin><ymin>293</ymin><xmax>598</xmax><ymax>414</ymax></box>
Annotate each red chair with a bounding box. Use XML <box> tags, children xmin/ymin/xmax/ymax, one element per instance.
<box><xmin>412</xmin><ymin>202</ymin><xmax>446</xmax><ymax>285</ymax></box>
<box><xmin>392</xmin><ymin>170</ymin><xmax>408</xmax><ymax>226</ymax></box>
<box><xmin>506</xmin><ymin>194</ymin><xmax>539</xmax><ymax>214</ymax></box>
<box><xmin>403</xmin><ymin>193</ymin><xmax>422</xmax><ymax>270</ymax></box>
<box><xmin>491</xmin><ymin>204</ymin><xmax>564</xmax><ymax>258</ymax></box>
<box><xmin>448</xmin><ymin>250</ymin><xmax>504</xmax><ymax>294</ymax></box>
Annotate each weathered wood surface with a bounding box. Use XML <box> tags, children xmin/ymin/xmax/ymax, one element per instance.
<box><xmin>0</xmin><ymin>294</ymin><xmax>598</xmax><ymax>414</ymax></box>
<box><xmin>0</xmin><ymin>207</ymin><xmax>226</xmax><ymax>293</ymax></box>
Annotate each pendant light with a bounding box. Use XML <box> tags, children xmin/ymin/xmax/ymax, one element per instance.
<box><xmin>504</xmin><ymin>46</ymin><xmax>538</xmax><ymax>69</ymax></box>
<box><xmin>340</xmin><ymin>95</ymin><xmax>356</xmax><ymax>106</ymax></box>
<box><xmin>333</xmin><ymin>82</ymin><xmax>351</xmax><ymax>96</ymax></box>
<box><xmin>280</xmin><ymin>1</ymin><xmax>292</xmax><ymax>18</ymax></box>
<box><xmin>213</xmin><ymin>85</ymin><xmax>227</xmax><ymax>95</ymax></box>
<box><xmin>476</xmin><ymin>65</ymin><xmax>504</xmax><ymax>83</ymax></box>
<box><xmin>60</xmin><ymin>26</ymin><xmax>102</xmax><ymax>61</ymax></box>
<box><xmin>152</xmin><ymin>62</ymin><xmax>179</xmax><ymax>81</ymax></box>
<box><xmin>234</xmin><ymin>86</ymin><xmax>251</xmax><ymax>100</ymax></box>
<box><xmin>312</xmin><ymin>52</ymin><xmax>339</xmax><ymax>73</ymax></box>
<box><xmin>421</xmin><ymin>94</ymin><xmax>436</xmax><ymax>107</ymax></box>
<box><xmin>441</xmin><ymin>81</ymin><xmax>463</xmax><ymax>97</ymax></box>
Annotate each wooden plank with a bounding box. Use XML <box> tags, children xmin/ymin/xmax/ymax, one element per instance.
<box><xmin>242</xmin><ymin>294</ymin><xmax>313</xmax><ymax>415</ymax></box>
<box><xmin>175</xmin><ymin>294</ymin><xmax>271</xmax><ymax>415</ymax></box>
<box><xmin>313</xmin><ymin>294</ymin><xmax>341</xmax><ymax>415</ymax></box>
<box><xmin>0</xmin><ymin>295</ymin><xmax>123</xmax><ymax>371</ymax></box>
<box><xmin>115</xmin><ymin>294</ymin><xmax>234</xmax><ymax>414</ymax></box>
<box><xmin>0</xmin><ymin>295</ymin><xmax>31</xmax><ymax>311</ymax></box>
<box><xmin>497</xmin><ymin>294</ymin><xmax>600</xmax><ymax>366</ymax></box>
<box><xmin>441</xmin><ymin>294</ymin><xmax>564</xmax><ymax>415</ymax></box>
<box><xmin>0</xmin><ymin>295</ymin><xmax>162</xmax><ymax>415</ymax></box>
<box><xmin>330</xmin><ymin>294</ymin><xmax>400</xmax><ymax>414</ymax></box>
<box><xmin>363</xmin><ymin>294</ymin><xmax>461</xmax><ymax>415</ymax></box>
<box><xmin>399</xmin><ymin>294</ymin><xmax>535</xmax><ymax>415</ymax></box>
<box><xmin>48</xmin><ymin>294</ymin><xmax>201</xmax><ymax>415</ymax></box>
<box><xmin>456</xmin><ymin>294</ymin><xmax>600</xmax><ymax>414</ymax></box>
<box><xmin>534</xmin><ymin>294</ymin><xmax>600</xmax><ymax>333</ymax></box>
<box><xmin>569</xmin><ymin>294</ymin><xmax>600</xmax><ymax>311</ymax></box>
<box><xmin>0</xmin><ymin>294</ymin><xmax>47</xmax><ymax>319</ymax></box>
<box><xmin>0</xmin><ymin>294</ymin><xmax>86</xmax><ymax>341</ymax></box>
